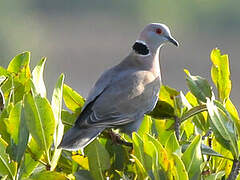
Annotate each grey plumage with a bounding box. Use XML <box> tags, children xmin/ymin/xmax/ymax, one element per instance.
<box><xmin>58</xmin><ymin>23</ymin><xmax>178</xmax><ymax>150</ymax></box>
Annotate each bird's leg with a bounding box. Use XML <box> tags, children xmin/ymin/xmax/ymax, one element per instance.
<box><xmin>106</xmin><ymin>129</ymin><xmax>133</xmax><ymax>148</ymax></box>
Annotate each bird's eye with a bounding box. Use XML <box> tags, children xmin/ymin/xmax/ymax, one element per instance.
<box><xmin>156</xmin><ymin>28</ymin><xmax>163</xmax><ymax>35</ymax></box>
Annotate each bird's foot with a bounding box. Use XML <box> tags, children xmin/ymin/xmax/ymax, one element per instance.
<box><xmin>107</xmin><ymin>129</ymin><xmax>133</xmax><ymax>148</ymax></box>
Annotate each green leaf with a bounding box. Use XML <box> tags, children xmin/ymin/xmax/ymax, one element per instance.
<box><xmin>180</xmin><ymin>104</ymin><xmax>207</xmax><ymax>122</ymax></box>
<box><xmin>20</xmin><ymin>139</ymin><xmax>44</xmax><ymax>178</ymax></box>
<box><xmin>207</xmin><ymin>99</ymin><xmax>238</xmax><ymax>158</ymax></box>
<box><xmin>138</xmin><ymin>115</ymin><xmax>152</xmax><ymax>137</ymax></box>
<box><xmin>172</xmin><ymin>153</ymin><xmax>188</xmax><ymax>180</ymax></box>
<box><xmin>63</xmin><ymin>84</ymin><xmax>85</xmax><ymax>113</ymax></box>
<box><xmin>225</xmin><ymin>98</ymin><xmax>240</xmax><ymax>137</ymax></box>
<box><xmin>0</xmin><ymin>88</ymin><xmax>4</xmax><ymax>111</ymax></box>
<box><xmin>184</xmin><ymin>69</ymin><xmax>212</xmax><ymax>102</ymax></box>
<box><xmin>132</xmin><ymin>133</ymin><xmax>145</xmax><ymax>166</ymax></box>
<box><xmin>142</xmin><ymin>140</ymin><xmax>159</xmax><ymax>180</ymax></box>
<box><xmin>85</xmin><ymin>139</ymin><xmax>110</xmax><ymax>180</ymax></box>
<box><xmin>32</xmin><ymin>58</ymin><xmax>47</xmax><ymax>97</ymax></box>
<box><xmin>210</xmin><ymin>48</ymin><xmax>231</xmax><ymax>102</ymax></box>
<box><xmin>0</xmin><ymin>137</ymin><xmax>17</xmax><ymax>179</ymax></box>
<box><xmin>148</xmin><ymin>100</ymin><xmax>175</xmax><ymax>119</ymax></box>
<box><xmin>5</xmin><ymin>101</ymin><xmax>29</xmax><ymax>163</ymax></box>
<box><xmin>7</xmin><ymin>52</ymin><xmax>31</xmax><ymax>76</ymax></box>
<box><xmin>159</xmin><ymin>85</ymin><xmax>179</xmax><ymax>107</ymax></box>
<box><xmin>0</xmin><ymin>104</ymin><xmax>13</xmax><ymax>144</ymax></box>
<box><xmin>155</xmin><ymin>120</ymin><xmax>174</xmax><ymax>145</ymax></box>
<box><xmin>165</xmin><ymin>133</ymin><xmax>180</xmax><ymax>154</ymax></box>
<box><xmin>130</xmin><ymin>154</ymin><xmax>149</xmax><ymax>179</ymax></box>
<box><xmin>31</xmin><ymin>171</ymin><xmax>67</xmax><ymax>180</ymax></box>
<box><xmin>0</xmin><ymin>76</ymin><xmax>7</xmax><ymax>86</ymax></box>
<box><xmin>24</xmin><ymin>92</ymin><xmax>55</xmax><ymax>164</ymax></box>
<box><xmin>146</xmin><ymin>134</ymin><xmax>169</xmax><ymax>173</ymax></box>
<box><xmin>105</xmin><ymin>139</ymin><xmax>127</xmax><ymax>171</ymax></box>
<box><xmin>5</xmin><ymin>102</ymin><xmax>22</xmax><ymax>144</ymax></box>
<box><xmin>61</xmin><ymin>110</ymin><xmax>76</xmax><ymax>130</ymax></box>
<box><xmin>50</xmin><ymin>74</ymin><xmax>64</xmax><ymax>170</ymax></box>
<box><xmin>204</xmin><ymin>171</ymin><xmax>225</xmax><ymax>180</ymax></box>
<box><xmin>0</xmin><ymin>67</ymin><xmax>9</xmax><ymax>77</ymax></box>
<box><xmin>182</xmin><ymin>135</ymin><xmax>202</xmax><ymax>180</ymax></box>
<box><xmin>75</xmin><ymin>170</ymin><xmax>94</xmax><ymax>180</ymax></box>
<box><xmin>201</xmin><ymin>144</ymin><xmax>224</xmax><ymax>158</ymax></box>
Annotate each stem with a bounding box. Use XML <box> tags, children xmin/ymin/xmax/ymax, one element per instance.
<box><xmin>227</xmin><ymin>159</ymin><xmax>240</xmax><ymax>180</ymax></box>
<box><xmin>174</xmin><ymin>116</ymin><xmax>180</xmax><ymax>141</ymax></box>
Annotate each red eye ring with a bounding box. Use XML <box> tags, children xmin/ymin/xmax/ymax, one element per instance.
<box><xmin>156</xmin><ymin>28</ymin><xmax>162</xmax><ymax>34</ymax></box>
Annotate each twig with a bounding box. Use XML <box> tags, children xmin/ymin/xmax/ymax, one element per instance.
<box><xmin>174</xmin><ymin>116</ymin><xmax>180</xmax><ymax>141</ymax></box>
<box><xmin>227</xmin><ymin>159</ymin><xmax>240</xmax><ymax>180</ymax></box>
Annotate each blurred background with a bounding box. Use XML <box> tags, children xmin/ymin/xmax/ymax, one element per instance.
<box><xmin>1</xmin><ymin>0</ymin><xmax>240</xmax><ymax>106</ymax></box>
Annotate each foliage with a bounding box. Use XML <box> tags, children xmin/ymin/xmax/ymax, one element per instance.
<box><xmin>0</xmin><ymin>49</ymin><xmax>239</xmax><ymax>179</ymax></box>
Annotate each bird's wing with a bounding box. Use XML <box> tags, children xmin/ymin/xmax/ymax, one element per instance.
<box><xmin>76</xmin><ymin>69</ymin><xmax>160</xmax><ymax>128</ymax></box>
<box><xmin>81</xmin><ymin>67</ymin><xmax>114</xmax><ymax>111</ymax></box>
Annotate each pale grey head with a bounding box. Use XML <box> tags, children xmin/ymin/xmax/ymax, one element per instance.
<box><xmin>137</xmin><ymin>23</ymin><xmax>179</xmax><ymax>54</ymax></box>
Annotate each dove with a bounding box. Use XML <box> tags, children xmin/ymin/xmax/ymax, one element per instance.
<box><xmin>58</xmin><ymin>23</ymin><xmax>179</xmax><ymax>150</ymax></box>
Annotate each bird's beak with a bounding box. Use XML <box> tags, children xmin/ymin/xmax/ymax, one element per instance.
<box><xmin>167</xmin><ymin>36</ymin><xmax>179</xmax><ymax>47</ymax></box>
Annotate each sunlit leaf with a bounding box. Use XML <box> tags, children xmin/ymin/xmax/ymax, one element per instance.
<box><xmin>204</xmin><ymin>171</ymin><xmax>225</xmax><ymax>180</ymax></box>
<box><xmin>172</xmin><ymin>153</ymin><xmax>188</xmax><ymax>180</ymax></box>
<box><xmin>32</xmin><ymin>57</ymin><xmax>47</xmax><ymax>97</ymax></box>
<box><xmin>0</xmin><ymin>67</ymin><xmax>9</xmax><ymax>77</ymax></box>
<box><xmin>207</xmin><ymin>99</ymin><xmax>238</xmax><ymax>158</ymax></box>
<box><xmin>0</xmin><ymin>104</ymin><xmax>13</xmax><ymax>144</ymax></box>
<box><xmin>24</xmin><ymin>92</ymin><xmax>55</xmax><ymax>164</ymax></box>
<box><xmin>138</xmin><ymin>115</ymin><xmax>152</xmax><ymax>137</ymax></box>
<box><xmin>165</xmin><ymin>133</ymin><xmax>180</xmax><ymax>154</ymax></box>
<box><xmin>130</xmin><ymin>154</ymin><xmax>149</xmax><ymax>179</ymax></box>
<box><xmin>182</xmin><ymin>135</ymin><xmax>202</xmax><ymax>180</ymax></box>
<box><xmin>72</xmin><ymin>154</ymin><xmax>89</xmax><ymax>170</ymax></box>
<box><xmin>7</xmin><ymin>52</ymin><xmax>31</xmax><ymax>77</ymax></box>
<box><xmin>155</xmin><ymin>120</ymin><xmax>174</xmax><ymax>145</ymax></box>
<box><xmin>31</xmin><ymin>171</ymin><xmax>67</xmax><ymax>180</ymax></box>
<box><xmin>143</xmin><ymin>139</ymin><xmax>159</xmax><ymax>180</ymax></box>
<box><xmin>0</xmin><ymin>137</ymin><xmax>17</xmax><ymax>179</ymax></box>
<box><xmin>184</xmin><ymin>69</ymin><xmax>212</xmax><ymax>102</ymax></box>
<box><xmin>225</xmin><ymin>98</ymin><xmax>240</xmax><ymax>137</ymax></box>
<box><xmin>146</xmin><ymin>134</ymin><xmax>169</xmax><ymax>172</ymax></box>
<box><xmin>210</xmin><ymin>48</ymin><xmax>231</xmax><ymax>102</ymax></box>
<box><xmin>51</xmin><ymin>74</ymin><xmax>64</xmax><ymax>170</ymax></box>
<box><xmin>63</xmin><ymin>84</ymin><xmax>85</xmax><ymax>113</ymax></box>
<box><xmin>159</xmin><ymin>85</ymin><xmax>179</xmax><ymax>107</ymax></box>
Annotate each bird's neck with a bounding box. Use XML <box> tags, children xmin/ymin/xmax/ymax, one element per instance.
<box><xmin>131</xmin><ymin>41</ymin><xmax>161</xmax><ymax>77</ymax></box>
<box><xmin>132</xmin><ymin>40</ymin><xmax>162</xmax><ymax>57</ymax></box>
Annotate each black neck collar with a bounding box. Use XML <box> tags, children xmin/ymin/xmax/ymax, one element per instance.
<box><xmin>132</xmin><ymin>41</ymin><xmax>150</xmax><ymax>55</ymax></box>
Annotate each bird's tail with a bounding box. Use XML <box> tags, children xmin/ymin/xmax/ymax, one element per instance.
<box><xmin>58</xmin><ymin>126</ymin><xmax>104</xmax><ymax>151</ymax></box>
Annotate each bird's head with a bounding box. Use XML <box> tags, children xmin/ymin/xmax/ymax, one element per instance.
<box><xmin>134</xmin><ymin>23</ymin><xmax>179</xmax><ymax>55</ymax></box>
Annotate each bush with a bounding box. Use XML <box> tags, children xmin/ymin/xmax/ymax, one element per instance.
<box><xmin>0</xmin><ymin>49</ymin><xmax>239</xmax><ymax>180</ymax></box>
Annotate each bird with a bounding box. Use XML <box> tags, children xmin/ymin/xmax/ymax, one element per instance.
<box><xmin>58</xmin><ymin>23</ymin><xmax>179</xmax><ymax>151</ymax></box>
